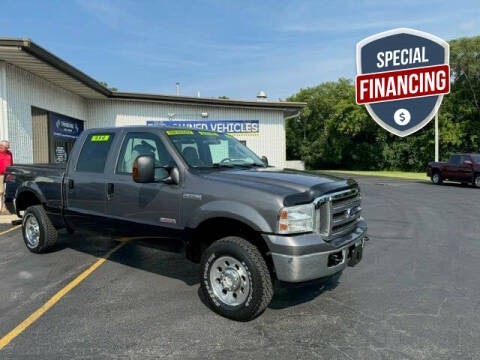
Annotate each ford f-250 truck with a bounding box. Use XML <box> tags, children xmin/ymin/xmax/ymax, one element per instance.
<box><xmin>427</xmin><ymin>153</ymin><xmax>480</xmax><ymax>187</ymax></box>
<box><xmin>5</xmin><ymin>126</ymin><xmax>367</xmax><ymax>321</ymax></box>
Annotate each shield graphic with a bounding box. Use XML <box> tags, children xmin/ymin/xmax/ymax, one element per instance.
<box><xmin>356</xmin><ymin>28</ymin><xmax>449</xmax><ymax>137</ymax></box>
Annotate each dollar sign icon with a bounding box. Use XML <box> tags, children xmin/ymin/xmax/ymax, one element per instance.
<box><xmin>394</xmin><ymin>109</ymin><xmax>411</xmax><ymax>126</ymax></box>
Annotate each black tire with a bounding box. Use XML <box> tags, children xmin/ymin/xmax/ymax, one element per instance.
<box><xmin>22</xmin><ymin>205</ymin><xmax>58</xmax><ymax>253</ymax></box>
<box><xmin>474</xmin><ymin>174</ymin><xmax>480</xmax><ymax>188</ymax></box>
<box><xmin>200</xmin><ymin>236</ymin><xmax>273</xmax><ymax>321</ymax></box>
<box><xmin>431</xmin><ymin>171</ymin><xmax>442</xmax><ymax>185</ymax></box>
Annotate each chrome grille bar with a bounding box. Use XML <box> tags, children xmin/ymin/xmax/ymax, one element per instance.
<box><xmin>314</xmin><ymin>188</ymin><xmax>362</xmax><ymax>241</ymax></box>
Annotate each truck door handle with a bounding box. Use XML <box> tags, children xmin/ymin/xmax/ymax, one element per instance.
<box><xmin>107</xmin><ymin>183</ymin><xmax>114</xmax><ymax>199</ymax></box>
<box><xmin>68</xmin><ymin>179</ymin><xmax>74</xmax><ymax>189</ymax></box>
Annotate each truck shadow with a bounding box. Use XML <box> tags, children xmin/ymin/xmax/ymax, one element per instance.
<box><xmin>55</xmin><ymin>232</ymin><xmax>200</xmax><ymax>286</ymax></box>
<box><xmin>415</xmin><ymin>181</ymin><xmax>477</xmax><ymax>189</ymax></box>
<box><xmin>55</xmin><ymin>231</ymin><xmax>339</xmax><ymax>310</ymax></box>
<box><xmin>269</xmin><ymin>274</ymin><xmax>341</xmax><ymax>310</ymax></box>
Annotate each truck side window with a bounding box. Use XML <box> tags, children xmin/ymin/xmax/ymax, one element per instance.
<box><xmin>449</xmin><ymin>155</ymin><xmax>460</xmax><ymax>164</ymax></box>
<box><xmin>116</xmin><ymin>132</ymin><xmax>172</xmax><ymax>174</ymax></box>
<box><xmin>76</xmin><ymin>133</ymin><xmax>115</xmax><ymax>173</ymax></box>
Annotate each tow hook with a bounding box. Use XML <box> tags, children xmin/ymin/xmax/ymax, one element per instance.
<box><xmin>347</xmin><ymin>242</ymin><xmax>363</xmax><ymax>267</ymax></box>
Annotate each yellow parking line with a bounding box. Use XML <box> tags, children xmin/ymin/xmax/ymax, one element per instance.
<box><xmin>0</xmin><ymin>225</ymin><xmax>21</xmax><ymax>237</ymax></box>
<box><xmin>0</xmin><ymin>241</ymin><xmax>127</xmax><ymax>350</ymax></box>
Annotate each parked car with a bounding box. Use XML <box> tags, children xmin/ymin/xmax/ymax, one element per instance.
<box><xmin>427</xmin><ymin>153</ymin><xmax>480</xmax><ymax>187</ymax></box>
<box><xmin>5</xmin><ymin>126</ymin><xmax>367</xmax><ymax>321</ymax></box>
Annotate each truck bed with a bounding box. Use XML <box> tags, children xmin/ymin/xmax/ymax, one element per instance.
<box><xmin>5</xmin><ymin>163</ymin><xmax>66</xmax><ymax>216</ymax></box>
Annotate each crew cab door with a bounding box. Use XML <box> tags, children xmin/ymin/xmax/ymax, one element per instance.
<box><xmin>445</xmin><ymin>155</ymin><xmax>461</xmax><ymax>180</ymax></box>
<box><xmin>104</xmin><ymin>130</ymin><xmax>182</xmax><ymax>238</ymax></box>
<box><xmin>64</xmin><ymin>131</ymin><xmax>118</xmax><ymax>232</ymax></box>
<box><xmin>459</xmin><ymin>155</ymin><xmax>474</xmax><ymax>181</ymax></box>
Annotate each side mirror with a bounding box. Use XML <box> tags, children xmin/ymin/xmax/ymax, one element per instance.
<box><xmin>162</xmin><ymin>167</ymin><xmax>180</xmax><ymax>185</ymax></box>
<box><xmin>133</xmin><ymin>155</ymin><xmax>155</xmax><ymax>183</ymax></box>
<box><xmin>161</xmin><ymin>167</ymin><xmax>180</xmax><ymax>185</ymax></box>
<box><xmin>463</xmin><ymin>160</ymin><xmax>473</xmax><ymax>166</ymax></box>
<box><xmin>261</xmin><ymin>156</ymin><xmax>269</xmax><ymax>166</ymax></box>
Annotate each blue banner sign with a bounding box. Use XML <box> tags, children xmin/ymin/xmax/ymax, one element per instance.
<box><xmin>51</xmin><ymin>113</ymin><xmax>84</xmax><ymax>139</ymax></box>
<box><xmin>146</xmin><ymin>120</ymin><xmax>259</xmax><ymax>134</ymax></box>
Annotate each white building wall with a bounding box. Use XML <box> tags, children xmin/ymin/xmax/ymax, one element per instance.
<box><xmin>4</xmin><ymin>63</ymin><xmax>87</xmax><ymax>163</ymax></box>
<box><xmin>1</xmin><ymin>62</ymin><xmax>287</xmax><ymax>166</ymax></box>
<box><xmin>87</xmin><ymin>99</ymin><xmax>286</xmax><ymax>168</ymax></box>
<box><xmin>0</xmin><ymin>62</ymin><xmax>8</xmax><ymax>142</ymax></box>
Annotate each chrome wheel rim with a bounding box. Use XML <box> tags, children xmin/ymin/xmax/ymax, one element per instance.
<box><xmin>210</xmin><ymin>256</ymin><xmax>250</xmax><ymax>306</ymax></box>
<box><xmin>433</xmin><ymin>174</ymin><xmax>439</xmax><ymax>183</ymax></box>
<box><xmin>476</xmin><ymin>176</ymin><xmax>480</xmax><ymax>187</ymax></box>
<box><xmin>24</xmin><ymin>214</ymin><xmax>40</xmax><ymax>248</ymax></box>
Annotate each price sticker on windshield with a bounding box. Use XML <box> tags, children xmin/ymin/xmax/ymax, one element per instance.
<box><xmin>166</xmin><ymin>130</ymin><xmax>194</xmax><ymax>135</ymax></box>
<box><xmin>91</xmin><ymin>134</ymin><xmax>111</xmax><ymax>142</ymax></box>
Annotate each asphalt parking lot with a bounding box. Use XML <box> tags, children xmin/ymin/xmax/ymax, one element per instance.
<box><xmin>1</xmin><ymin>175</ymin><xmax>479</xmax><ymax>359</ymax></box>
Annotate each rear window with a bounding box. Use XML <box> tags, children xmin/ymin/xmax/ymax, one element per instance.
<box><xmin>76</xmin><ymin>133</ymin><xmax>115</xmax><ymax>173</ymax></box>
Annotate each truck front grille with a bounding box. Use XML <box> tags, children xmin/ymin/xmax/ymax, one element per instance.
<box><xmin>315</xmin><ymin>188</ymin><xmax>362</xmax><ymax>241</ymax></box>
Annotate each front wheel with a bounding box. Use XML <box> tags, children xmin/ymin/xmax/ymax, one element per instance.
<box><xmin>474</xmin><ymin>174</ymin><xmax>480</xmax><ymax>188</ymax></box>
<box><xmin>431</xmin><ymin>172</ymin><xmax>442</xmax><ymax>185</ymax></box>
<box><xmin>22</xmin><ymin>205</ymin><xmax>58</xmax><ymax>253</ymax></box>
<box><xmin>200</xmin><ymin>236</ymin><xmax>273</xmax><ymax>321</ymax></box>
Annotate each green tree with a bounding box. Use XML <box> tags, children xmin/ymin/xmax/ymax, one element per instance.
<box><xmin>287</xmin><ymin>79</ymin><xmax>383</xmax><ymax>169</ymax></box>
<box><xmin>99</xmin><ymin>81</ymin><xmax>118</xmax><ymax>92</ymax></box>
<box><xmin>445</xmin><ymin>36</ymin><xmax>480</xmax><ymax>152</ymax></box>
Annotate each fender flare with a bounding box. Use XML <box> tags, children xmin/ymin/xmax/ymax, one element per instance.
<box><xmin>186</xmin><ymin>200</ymin><xmax>273</xmax><ymax>233</ymax></box>
<box><xmin>15</xmin><ymin>182</ymin><xmax>46</xmax><ymax>209</ymax></box>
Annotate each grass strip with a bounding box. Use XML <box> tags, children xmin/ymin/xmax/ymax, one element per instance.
<box><xmin>317</xmin><ymin>170</ymin><xmax>429</xmax><ymax>181</ymax></box>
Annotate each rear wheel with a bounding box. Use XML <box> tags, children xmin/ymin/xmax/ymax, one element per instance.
<box><xmin>200</xmin><ymin>236</ymin><xmax>273</xmax><ymax>321</ymax></box>
<box><xmin>22</xmin><ymin>205</ymin><xmax>58</xmax><ymax>253</ymax></box>
<box><xmin>431</xmin><ymin>172</ymin><xmax>442</xmax><ymax>185</ymax></box>
<box><xmin>474</xmin><ymin>174</ymin><xmax>480</xmax><ymax>188</ymax></box>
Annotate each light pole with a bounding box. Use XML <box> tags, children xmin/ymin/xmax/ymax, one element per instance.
<box><xmin>435</xmin><ymin>111</ymin><xmax>439</xmax><ymax>162</ymax></box>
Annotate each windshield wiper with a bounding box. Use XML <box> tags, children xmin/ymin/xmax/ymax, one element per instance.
<box><xmin>225</xmin><ymin>163</ymin><xmax>266</xmax><ymax>168</ymax></box>
<box><xmin>211</xmin><ymin>163</ymin><xmax>235</xmax><ymax>168</ymax></box>
<box><xmin>230</xmin><ymin>163</ymin><xmax>265</xmax><ymax>168</ymax></box>
<box><xmin>208</xmin><ymin>162</ymin><xmax>266</xmax><ymax>168</ymax></box>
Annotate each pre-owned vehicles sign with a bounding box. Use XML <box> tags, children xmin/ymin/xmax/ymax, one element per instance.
<box><xmin>356</xmin><ymin>28</ymin><xmax>450</xmax><ymax>137</ymax></box>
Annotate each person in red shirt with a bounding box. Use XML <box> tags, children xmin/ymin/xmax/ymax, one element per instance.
<box><xmin>0</xmin><ymin>140</ymin><xmax>13</xmax><ymax>214</ymax></box>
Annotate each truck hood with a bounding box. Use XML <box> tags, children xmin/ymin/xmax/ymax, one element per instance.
<box><xmin>198</xmin><ymin>168</ymin><xmax>358</xmax><ymax>206</ymax></box>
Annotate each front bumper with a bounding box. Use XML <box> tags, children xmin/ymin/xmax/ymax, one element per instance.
<box><xmin>263</xmin><ymin>219</ymin><xmax>367</xmax><ymax>283</ymax></box>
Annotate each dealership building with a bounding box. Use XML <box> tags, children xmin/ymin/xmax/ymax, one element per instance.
<box><xmin>0</xmin><ymin>38</ymin><xmax>304</xmax><ymax>167</ymax></box>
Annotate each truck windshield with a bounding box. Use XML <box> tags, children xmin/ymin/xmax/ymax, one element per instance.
<box><xmin>165</xmin><ymin>130</ymin><xmax>265</xmax><ymax>168</ymax></box>
<box><xmin>472</xmin><ymin>155</ymin><xmax>480</xmax><ymax>163</ymax></box>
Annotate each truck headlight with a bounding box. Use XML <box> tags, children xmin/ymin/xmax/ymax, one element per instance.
<box><xmin>278</xmin><ymin>203</ymin><xmax>315</xmax><ymax>234</ymax></box>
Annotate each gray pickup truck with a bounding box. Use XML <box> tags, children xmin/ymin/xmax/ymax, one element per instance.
<box><xmin>5</xmin><ymin>126</ymin><xmax>367</xmax><ymax>320</ymax></box>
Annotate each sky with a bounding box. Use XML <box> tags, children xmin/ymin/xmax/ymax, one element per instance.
<box><xmin>1</xmin><ymin>0</ymin><xmax>479</xmax><ymax>100</ymax></box>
